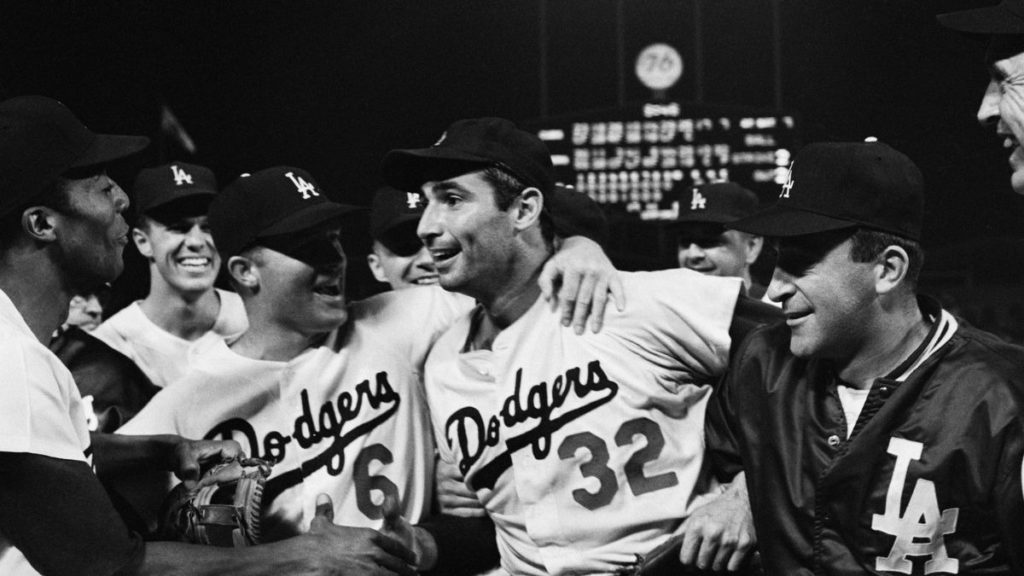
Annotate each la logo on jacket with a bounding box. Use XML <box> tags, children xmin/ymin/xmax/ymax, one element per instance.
<box><xmin>871</xmin><ymin>437</ymin><xmax>959</xmax><ymax>574</ymax></box>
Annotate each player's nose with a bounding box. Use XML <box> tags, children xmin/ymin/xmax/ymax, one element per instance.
<box><xmin>417</xmin><ymin>202</ymin><xmax>441</xmax><ymax>242</ymax></box>
<box><xmin>977</xmin><ymin>78</ymin><xmax>1002</xmax><ymax>127</ymax></box>
<box><xmin>766</xmin><ymin>268</ymin><xmax>795</xmax><ymax>303</ymax></box>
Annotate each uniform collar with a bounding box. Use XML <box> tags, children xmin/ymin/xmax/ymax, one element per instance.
<box><xmin>0</xmin><ymin>287</ymin><xmax>36</xmax><ymax>340</ymax></box>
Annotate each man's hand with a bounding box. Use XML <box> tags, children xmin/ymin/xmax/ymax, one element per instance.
<box><xmin>539</xmin><ymin>236</ymin><xmax>624</xmax><ymax>334</ymax></box>
<box><xmin>678</xmin><ymin>472</ymin><xmax>756</xmax><ymax>572</ymax></box>
<box><xmin>379</xmin><ymin>494</ymin><xmax>439</xmax><ymax>572</ymax></box>
<box><xmin>435</xmin><ymin>457</ymin><xmax>485</xmax><ymax>517</ymax></box>
<box><xmin>304</xmin><ymin>493</ymin><xmax>418</xmax><ymax>576</ymax></box>
<box><xmin>166</xmin><ymin>437</ymin><xmax>244</xmax><ymax>491</ymax></box>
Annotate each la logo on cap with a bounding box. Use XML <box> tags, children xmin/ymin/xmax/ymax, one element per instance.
<box><xmin>406</xmin><ymin>192</ymin><xmax>423</xmax><ymax>209</ymax></box>
<box><xmin>690</xmin><ymin>188</ymin><xmax>707</xmax><ymax>210</ymax></box>
<box><xmin>285</xmin><ymin>171</ymin><xmax>319</xmax><ymax>200</ymax></box>
<box><xmin>779</xmin><ymin>161</ymin><xmax>795</xmax><ymax>198</ymax></box>
<box><xmin>171</xmin><ymin>165</ymin><xmax>193</xmax><ymax>186</ymax></box>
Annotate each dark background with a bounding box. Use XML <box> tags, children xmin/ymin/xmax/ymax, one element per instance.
<box><xmin>2</xmin><ymin>0</ymin><xmax>1023</xmax><ymax>339</ymax></box>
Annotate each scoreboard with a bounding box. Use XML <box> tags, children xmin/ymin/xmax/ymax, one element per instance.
<box><xmin>532</xmin><ymin>102</ymin><xmax>799</xmax><ymax>221</ymax></box>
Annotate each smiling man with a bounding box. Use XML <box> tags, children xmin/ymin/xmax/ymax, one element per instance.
<box><xmin>380</xmin><ymin>117</ymin><xmax>746</xmax><ymax>575</ymax></box>
<box><xmin>674</xmin><ymin>182</ymin><xmax>767</xmax><ymax>298</ymax></box>
<box><xmin>939</xmin><ymin>0</ymin><xmax>1024</xmax><ymax>195</ymax></box>
<box><xmin>93</xmin><ymin>162</ymin><xmax>247</xmax><ymax>388</ymax></box>
<box><xmin>367</xmin><ymin>186</ymin><xmax>439</xmax><ymax>290</ymax></box>
<box><xmin>687</xmin><ymin>140</ymin><xmax>1024</xmax><ymax>574</ymax></box>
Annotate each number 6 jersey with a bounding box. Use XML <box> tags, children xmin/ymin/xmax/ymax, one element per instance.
<box><xmin>424</xmin><ymin>269</ymin><xmax>741</xmax><ymax>576</ymax></box>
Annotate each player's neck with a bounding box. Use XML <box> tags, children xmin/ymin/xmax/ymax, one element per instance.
<box><xmin>835</xmin><ymin>300</ymin><xmax>930</xmax><ymax>390</ymax></box>
<box><xmin>141</xmin><ymin>281</ymin><xmax>221</xmax><ymax>341</ymax></box>
<box><xmin>0</xmin><ymin>251</ymin><xmax>73</xmax><ymax>343</ymax></box>
<box><xmin>230</xmin><ymin>320</ymin><xmax>324</xmax><ymax>362</ymax></box>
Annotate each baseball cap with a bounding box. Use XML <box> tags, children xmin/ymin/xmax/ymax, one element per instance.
<box><xmin>0</xmin><ymin>95</ymin><xmax>149</xmax><ymax>218</ymax></box>
<box><xmin>938</xmin><ymin>0</ymin><xmax>1024</xmax><ymax>35</ymax></box>
<box><xmin>209</xmin><ymin>166</ymin><xmax>362</xmax><ymax>260</ymax></box>
<box><xmin>546</xmin><ymin>184</ymin><xmax>609</xmax><ymax>247</ymax></box>
<box><xmin>675</xmin><ymin>182</ymin><xmax>760</xmax><ymax>225</ymax></box>
<box><xmin>370</xmin><ymin>186</ymin><xmax>426</xmax><ymax>256</ymax></box>
<box><xmin>133</xmin><ymin>162</ymin><xmax>217</xmax><ymax>217</ymax></box>
<box><xmin>731</xmin><ymin>140</ymin><xmax>924</xmax><ymax>240</ymax></box>
<box><xmin>381</xmin><ymin>117</ymin><xmax>555</xmax><ymax>194</ymax></box>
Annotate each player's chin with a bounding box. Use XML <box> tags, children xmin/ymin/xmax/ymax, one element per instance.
<box><xmin>1011</xmin><ymin>168</ymin><xmax>1024</xmax><ymax>196</ymax></box>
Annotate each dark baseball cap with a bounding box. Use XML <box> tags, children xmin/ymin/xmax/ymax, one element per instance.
<box><xmin>133</xmin><ymin>162</ymin><xmax>217</xmax><ymax>217</ymax></box>
<box><xmin>938</xmin><ymin>0</ymin><xmax>1024</xmax><ymax>35</ymax></box>
<box><xmin>731</xmin><ymin>140</ymin><xmax>924</xmax><ymax>240</ymax></box>
<box><xmin>546</xmin><ymin>184</ymin><xmax>609</xmax><ymax>247</ymax></box>
<box><xmin>209</xmin><ymin>166</ymin><xmax>362</xmax><ymax>259</ymax></box>
<box><xmin>381</xmin><ymin>117</ymin><xmax>555</xmax><ymax>194</ymax></box>
<box><xmin>0</xmin><ymin>95</ymin><xmax>149</xmax><ymax>218</ymax></box>
<box><xmin>370</xmin><ymin>186</ymin><xmax>426</xmax><ymax>256</ymax></box>
<box><xmin>675</xmin><ymin>182</ymin><xmax>760</xmax><ymax>225</ymax></box>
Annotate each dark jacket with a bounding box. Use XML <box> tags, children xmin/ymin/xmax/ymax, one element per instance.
<box><xmin>707</xmin><ymin>298</ymin><xmax>1024</xmax><ymax>575</ymax></box>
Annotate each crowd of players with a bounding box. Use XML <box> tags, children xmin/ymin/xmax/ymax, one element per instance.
<box><xmin>3</xmin><ymin>3</ymin><xmax>1024</xmax><ymax>575</ymax></box>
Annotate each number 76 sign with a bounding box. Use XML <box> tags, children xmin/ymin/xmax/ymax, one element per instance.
<box><xmin>635</xmin><ymin>43</ymin><xmax>683</xmax><ymax>91</ymax></box>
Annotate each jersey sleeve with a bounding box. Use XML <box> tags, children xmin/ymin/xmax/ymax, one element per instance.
<box><xmin>114</xmin><ymin>382</ymin><xmax>188</xmax><ymax>435</ymax></box>
<box><xmin>616</xmin><ymin>269</ymin><xmax>741</xmax><ymax>383</ymax></box>
<box><xmin>0</xmin><ymin>452</ymin><xmax>145</xmax><ymax>576</ymax></box>
<box><xmin>0</xmin><ymin>335</ymin><xmax>89</xmax><ymax>462</ymax></box>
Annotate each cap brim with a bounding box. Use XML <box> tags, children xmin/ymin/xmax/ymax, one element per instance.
<box><xmin>730</xmin><ymin>205</ymin><xmax>858</xmax><ymax>237</ymax></box>
<box><xmin>259</xmin><ymin>202</ymin><xmax>365</xmax><ymax>238</ymax></box>
<box><xmin>372</xmin><ymin>212</ymin><xmax>420</xmax><ymax>240</ymax></box>
<box><xmin>938</xmin><ymin>4</ymin><xmax>1024</xmax><ymax>34</ymax></box>
<box><xmin>70</xmin><ymin>133</ymin><xmax>150</xmax><ymax>169</ymax></box>
<box><xmin>674</xmin><ymin>213</ymin><xmax>736</xmax><ymax>225</ymax></box>
<box><xmin>382</xmin><ymin>148</ymin><xmax>492</xmax><ymax>191</ymax></box>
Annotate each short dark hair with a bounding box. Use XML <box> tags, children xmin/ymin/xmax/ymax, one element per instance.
<box><xmin>849</xmin><ymin>228</ymin><xmax>924</xmax><ymax>288</ymax></box>
<box><xmin>0</xmin><ymin>177</ymin><xmax>73</xmax><ymax>250</ymax></box>
<box><xmin>479</xmin><ymin>166</ymin><xmax>554</xmax><ymax>244</ymax></box>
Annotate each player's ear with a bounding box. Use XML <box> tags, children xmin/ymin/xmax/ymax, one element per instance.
<box><xmin>132</xmin><ymin>227</ymin><xmax>153</xmax><ymax>258</ymax></box>
<box><xmin>366</xmin><ymin>253</ymin><xmax>388</xmax><ymax>283</ymax></box>
<box><xmin>512</xmin><ymin>187</ymin><xmax>543</xmax><ymax>231</ymax></box>
<box><xmin>227</xmin><ymin>254</ymin><xmax>260</xmax><ymax>293</ymax></box>
<box><xmin>20</xmin><ymin>205</ymin><xmax>59</xmax><ymax>243</ymax></box>
<box><xmin>745</xmin><ymin>234</ymin><xmax>765</xmax><ymax>265</ymax></box>
<box><xmin>875</xmin><ymin>244</ymin><xmax>909</xmax><ymax>295</ymax></box>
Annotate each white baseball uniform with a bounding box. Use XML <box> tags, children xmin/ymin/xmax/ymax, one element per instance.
<box><xmin>424</xmin><ymin>269</ymin><xmax>740</xmax><ymax>576</ymax></box>
<box><xmin>93</xmin><ymin>288</ymin><xmax>248</xmax><ymax>388</ymax></box>
<box><xmin>0</xmin><ymin>288</ymin><xmax>92</xmax><ymax>576</ymax></box>
<box><xmin>120</xmin><ymin>286</ymin><xmax>470</xmax><ymax>536</ymax></box>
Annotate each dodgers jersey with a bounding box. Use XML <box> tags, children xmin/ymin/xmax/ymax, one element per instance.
<box><xmin>424</xmin><ymin>269</ymin><xmax>741</xmax><ymax>576</ymax></box>
<box><xmin>120</xmin><ymin>287</ymin><xmax>469</xmax><ymax>536</ymax></box>
<box><xmin>93</xmin><ymin>288</ymin><xmax>248</xmax><ymax>388</ymax></box>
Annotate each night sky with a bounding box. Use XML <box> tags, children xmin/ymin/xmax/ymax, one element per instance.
<box><xmin>3</xmin><ymin>0</ymin><xmax>1024</xmax><ymax>306</ymax></box>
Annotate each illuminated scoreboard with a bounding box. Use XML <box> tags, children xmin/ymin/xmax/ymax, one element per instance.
<box><xmin>532</xmin><ymin>102</ymin><xmax>799</xmax><ymax>221</ymax></box>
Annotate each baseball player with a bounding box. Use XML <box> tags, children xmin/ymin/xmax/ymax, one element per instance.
<box><xmin>939</xmin><ymin>0</ymin><xmax>1024</xmax><ymax>196</ymax></box>
<box><xmin>693</xmin><ymin>141</ymin><xmax>1024</xmax><ymax>574</ymax></box>
<box><xmin>119</xmin><ymin>165</ymin><xmax>620</xmax><ymax>556</ymax></box>
<box><xmin>674</xmin><ymin>182</ymin><xmax>768</xmax><ymax>299</ymax></box>
<box><xmin>0</xmin><ymin>95</ymin><xmax>416</xmax><ymax>576</ymax></box>
<box><xmin>367</xmin><ymin>185</ymin><xmax>439</xmax><ymax>289</ymax></box>
<box><xmin>93</xmin><ymin>162</ymin><xmax>248</xmax><ymax>388</ymax></box>
<box><xmin>379</xmin><ymin>117</ymin><xmax>745</xmax><ymax>575</ymax></box>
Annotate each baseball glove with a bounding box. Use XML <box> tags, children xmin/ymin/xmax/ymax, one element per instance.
<box><xmin>158</xmin><ymin>457</ymin><xmax>273</xmax><ymax>547</ymax></box>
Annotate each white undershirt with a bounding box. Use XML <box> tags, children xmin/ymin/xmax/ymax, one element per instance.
<box><xmin>836</xmin><ymin>385</ymin><xmax>870</xmax><ymax>438</ymax></box>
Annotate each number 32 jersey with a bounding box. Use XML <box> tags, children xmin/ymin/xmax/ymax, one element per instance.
<box><xmin>424</xmin><ymin>269</ymin><xmax>741</xmax><ymax>576</ymax></box>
